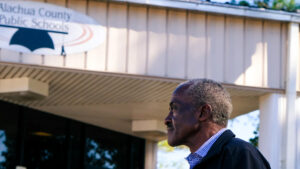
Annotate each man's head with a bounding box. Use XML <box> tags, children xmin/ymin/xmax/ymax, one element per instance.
<box><xmin>164</xmin><ymin>79</ymin><xmax>232</xmax><ymax>147</ymax></box>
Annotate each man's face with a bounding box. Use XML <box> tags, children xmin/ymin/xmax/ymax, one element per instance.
<box><xmin>164</xmin><ymin>91</ymin><xmax>199</xmax><ymax>147</ymax></box>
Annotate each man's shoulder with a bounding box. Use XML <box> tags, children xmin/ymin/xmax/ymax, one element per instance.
<box><xmin>195</xmin><ymin>130</ymin><xmax>271</xmax><ymax>169</ymax></box>
<box><xmin>205</xmin><ymin>130</ymin><xmax>260</xmax><ymax>160</ymax></box>
<box><xmin>226</xmin><ymin>137</ymin><xmax>255</xmax><ymax>149</ymax></box>
<box><xmin>222</xmin><ymin>134</ymin><xmax>271</xmax><ymax>168</ymax></box>
<box><xmin>221</xmin><ymin>132</ymin><xmax>260</xmax><ymax>154</ymax></box>
<box><xmin>216</xmin><ymin>130</ymin><xmax>267</xmax><ymax>161</ymax></box>
<box><xmin>217</xmin><ymin>130</ymin><xmax>257</xmax><ymax>151</ymax></box>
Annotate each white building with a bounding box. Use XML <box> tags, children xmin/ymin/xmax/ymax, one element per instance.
<box><xmin>0</xmin><ymin>0</ymin><xmax>299</xmax><ymax>169</ymax></box>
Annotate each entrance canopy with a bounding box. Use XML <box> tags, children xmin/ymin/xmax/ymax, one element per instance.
<box><xmin>0</xmin><ymin>62</ymin><xmax>283</xmax><ymax>141</ymax></box>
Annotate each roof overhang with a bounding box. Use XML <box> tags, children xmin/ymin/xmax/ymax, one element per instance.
<box><xmin>110</xmin><ymin>0</ymin><xmax>300</xmax><ymax>22</ymax></box>
<box><xmin>0</xmin><ymin>62</ymin><xmax>284</xmax><ymax>141</ymax></box>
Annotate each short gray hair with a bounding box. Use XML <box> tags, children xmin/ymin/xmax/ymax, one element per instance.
<box><xmin>178</xmin><ymin>79</ymin><xmax>232</xmax><ymax>126</ymax></box>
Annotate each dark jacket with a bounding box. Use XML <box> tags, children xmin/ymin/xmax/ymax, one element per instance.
<box><xmin>194</xmin><ymin>130</ymin><xmax>271</xmax><ymax>169</ymax></box>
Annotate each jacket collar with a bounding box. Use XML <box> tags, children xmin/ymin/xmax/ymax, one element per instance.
<box><xmin>200</xmin><ymin>129</ymin><xmax>235</xmax><ymax>163</ymax></box>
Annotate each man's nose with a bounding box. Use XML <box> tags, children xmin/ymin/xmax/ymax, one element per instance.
<box><xmin>164</xmin><ymin>112</ymin><xmax>172</xmax><ymax>125</ymax></box>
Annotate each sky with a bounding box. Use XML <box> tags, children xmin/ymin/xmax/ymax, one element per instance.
<box><xmin>227</xmin><ymin>110</ymin><xmax>259</xmax><ymax>141</ymax></box>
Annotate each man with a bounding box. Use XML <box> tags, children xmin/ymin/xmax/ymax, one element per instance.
<box><xmin>164</xmin><ymin>79</ymin><xmax>270</xmax><ymax>169</ymax></box>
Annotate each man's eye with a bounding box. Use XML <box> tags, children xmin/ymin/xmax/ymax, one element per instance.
<box><xmin>171</xmin><ymin>105</ymin><xmax>178</xmax><ymax>111</ymax></box>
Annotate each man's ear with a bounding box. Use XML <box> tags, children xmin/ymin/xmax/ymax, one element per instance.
<box><xmin>197</xmin><ymin>104</ymin><xmax>212</xmax><ymax>121</ymax></box>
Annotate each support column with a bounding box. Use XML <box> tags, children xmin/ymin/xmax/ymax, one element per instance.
<box><xmin>144</xmin><ymin>140</ymin><xmax>157</xmax><ymax>169</ymax></box>
<box><xmin>259</xmin><ymin>94</ymin><xmax>285</xmax><ymax>169</ymax></box>
<box><xmin>296</xmin><ymin>97</ymin><xmax>300</xmax><ymax>169</ymax></box>
<box><xmin>284</xmin><ymin>22</ymin><xmax>299</xmax><ymax>169</ymax></box>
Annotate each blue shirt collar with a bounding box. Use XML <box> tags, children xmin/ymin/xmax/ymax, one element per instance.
<box><xmin>185</xmin><ymin>128</ymin><xmax>227</xmax><ymax>169</ymax></box>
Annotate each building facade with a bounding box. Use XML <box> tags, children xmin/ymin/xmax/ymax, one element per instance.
<box><xmin>0</xmin><ymin>0</ymin><xmax>300</xmax><ymax>169</ymax></box>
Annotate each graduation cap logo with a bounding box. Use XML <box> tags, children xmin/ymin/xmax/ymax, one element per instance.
<box><xmin>0</xmin><ymin>24</ymin><xmax>67</xmax><ymax>53</ymax></box>
<box><xmin>10</xmin><ymin>27</ymin><xmax>54</xmax><ymax>51</ymax></box>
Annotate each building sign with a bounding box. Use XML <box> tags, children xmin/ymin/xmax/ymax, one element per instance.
<box><xmin>0</xmin><ymin>1</ymin><xmax>105</xmax><ymax>55</ymax></box>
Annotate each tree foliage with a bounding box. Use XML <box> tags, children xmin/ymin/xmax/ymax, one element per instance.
<box><xmin>272</xmin><ymin>0</ymin><xmax>296</xmax><ymax>11</ymax></box>
<box><xmin>254</xmin><ymin>0</ymin><xmax>270</xmax><ymax>8</ymax></box>
<box><xmin>249</xmin><ymin>127</ymin><xmax>259</xmax><ymax>147</ymax></box>
<box><xmin>228</xmin><ymin>0</ymin><xmax>299</xmax><ymax>12</ymax></box>
<box><xmin>157</xmin><ymin>140</ymin><xmax>187</xmax><ymax>152</ymax></box>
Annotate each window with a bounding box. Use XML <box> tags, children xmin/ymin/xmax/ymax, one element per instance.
<box><xmin>0</xmin><ymin>100</ymin><xmax>145</xmax><ymax>169</ymax></box>
<box><xmin>23</xmin><ymin>108</ymin><xmax>67</xmax><ymax>169</ymax></box>
<box><xmin>0</xmin><ymin>101</ymin><xmax>19</xmax><ymax>169</ymax></box>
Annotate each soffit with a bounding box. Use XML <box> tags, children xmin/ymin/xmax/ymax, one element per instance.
<box><xmin>0</xmin><ymin>63</ymin><xmax>178</xmax><ymax>106</ymax></box>
<box><xmin>0</xmin><ymin>62</ymin><xmax>282</xmax><ymax>140</ymax></box>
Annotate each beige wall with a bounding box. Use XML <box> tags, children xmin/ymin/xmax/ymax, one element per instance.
<box><xmin>0</xmin><ymin>0</ymin><xmax>288</xmax><ymax>89</ymax></box>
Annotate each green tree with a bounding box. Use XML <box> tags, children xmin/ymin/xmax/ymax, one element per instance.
<box><xmin>249</xmin><ymin>127</ymin><xmax>259</xmax><ymax>147</ymax></box>
<box><xmin>157</xmin><ymin>140</ymin><xmax>187</xmax><ymax>152</ymax></box>
<box><xmin>239</xmin><ymin>1</ymin><xmax>251</xmax><ymax>6</ymax></box>
<box><xmin>272</xmin><ymin>0</ymin><xmax>296</xmax><ymax>11</ymax></box>
<box><xmin>255</xmin><ymin>0</ymin><xmax>270</xmax><ymax>8</ymax></box>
